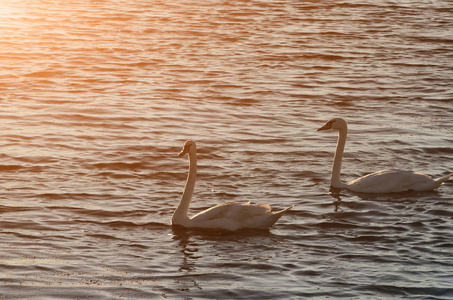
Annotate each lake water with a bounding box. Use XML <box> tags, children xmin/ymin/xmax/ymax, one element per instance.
<box><xmin>0</xmin><ymin>0</ymin><xmax>452</xmax><ymax>299</ymax></box>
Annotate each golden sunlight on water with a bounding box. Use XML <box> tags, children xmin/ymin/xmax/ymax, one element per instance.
<box><xmin>0</xmin><ymin>0</ymin><xmax>452</xmax><ymax>299</ymax></box>
<box><xmin>0</xmin><ymin>1</ymin><xmax>18</xmax><ymax>16</ymax></box>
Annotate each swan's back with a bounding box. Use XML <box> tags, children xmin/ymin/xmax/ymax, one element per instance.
<box><xmin>189</xmin><ymin>202</ymin><xmax>293</xmax><ymax>231</ymax></box>
<box><xmin>348</xmin><ymin>169</ymin><xmax>451</xmax><ymax>193</ymax></box>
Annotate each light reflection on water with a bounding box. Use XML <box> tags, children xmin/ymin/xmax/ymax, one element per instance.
<box><xmin>0</xmin><ymin>0</ymin><xmax>452</xmax><ymax>299</ymax></box>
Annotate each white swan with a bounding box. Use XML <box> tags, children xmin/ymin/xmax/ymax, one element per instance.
<box><xmin>172</xmin><ymin>140</ymin><xmax>294</xmax><ymax>231</ymax></box>
<box><xmin>318</xmin><ymin>118</ymin><xmax>452</xmax><ymax>193</ymax></box>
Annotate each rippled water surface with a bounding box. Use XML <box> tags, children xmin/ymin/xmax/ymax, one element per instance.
<box><xmin>1</xmin><ymin>0</ymin><xmax>452</xmax><ymax>299</ymax></box>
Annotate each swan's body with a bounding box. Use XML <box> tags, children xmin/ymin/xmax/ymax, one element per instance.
<box><xmin>172</xmin><ymin>140</ymin><xmax>293</xmax><ymax>231</ymax></box>
<box><xmin>318</xmin><ymin>118</ymin><xmax>451</xmax><ymax>193</ymax></box>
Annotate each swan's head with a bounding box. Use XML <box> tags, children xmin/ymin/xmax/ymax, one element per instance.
<box><xmin>178</xmin><ymin>140</ymin><xmax>196</xmax><ymax>157</ymax></box>
<box><xmin>317</xmin><ymin>118</ymin><xmax>347</xmax><ymax>131</ymax></box>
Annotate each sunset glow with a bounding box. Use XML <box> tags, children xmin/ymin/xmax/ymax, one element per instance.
<box><xmin>0</xmin><ymin>0</ymin><xmax>452</xmax><ymax>298</ymax></box>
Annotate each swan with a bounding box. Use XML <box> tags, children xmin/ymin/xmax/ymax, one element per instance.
<box><xmin>172</xmin><ymin>140</ymin><xmax>294</xmax><ymax>231</ymax></box>
<box><xmin>317</xmin><ymin>118</ymin><xmax>452</xmax><ymax>193</ymax></box>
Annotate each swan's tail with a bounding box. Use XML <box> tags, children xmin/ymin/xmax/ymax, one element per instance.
<box><xmin>269</xmin><ymin>204</ymin><xmax>294</xmax><ymax>225</ymax></box>
<box><xmin>274</xmin><ymin>204</ymin><xmax>295</xmax><ymax>215</ymax></box>
<box><xmin>434</xmin><ymin>173</ymin><xmax>452</xmax><ymax>186</ymax></box>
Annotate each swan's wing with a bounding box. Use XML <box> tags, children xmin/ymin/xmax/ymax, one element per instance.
<box><xmin>189</xmin><ymin>202</ymin><xmax>287</xmax><ymax>230</ymax></box>
<box><xmin>191</xmin><ymin>202</ymin><xmax>270</xmax><ymax>222</ymax></box>
<box><xmin>348</xmin><ymin>169</ymin><xmax>436</xmax><ymax>193</ymax></box>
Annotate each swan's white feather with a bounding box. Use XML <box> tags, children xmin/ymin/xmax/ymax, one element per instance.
<box><xmin>188</xmin><ymin>202</ymin><xmax>291</xmax><ymax>231</ymax></box>
<box><xmin>191</xmin><ymin>202</ymin><xmax>271</xmax><ymax>222</ymax></box>
<box><xmin>346</xmin><ymin>169</ymin><xmax>447</xmax><ymax>193</ymax></box>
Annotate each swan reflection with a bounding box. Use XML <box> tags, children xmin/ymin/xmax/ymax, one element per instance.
<box><xmin>329</xmin><ymin>187</ymin><xmax>343</xmax><ymax>212</ymax></box>
<box><xmin>171</xmin><ymin>228</ymin><xmax>200</xmax><ymax>274</ymax></box>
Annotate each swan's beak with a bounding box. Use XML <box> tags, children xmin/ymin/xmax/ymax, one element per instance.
<box><xmin>317</xmin><ymin>123</ymin><xmax>330</xmax><ymax>131</ymax></box>
<box><xmin>178</xmin><ymin>145</ymin><xmax>190</xmax><ymax>157</ymax></box>
<box><xmin>178</xmin><ymin>149</ymin><xmax>188</xmax><ymax>157</ymax></box>
<box><xmin>179</xmin><ymin>140</ymin><xmax>195</xmax><ymax>157</ymax></box>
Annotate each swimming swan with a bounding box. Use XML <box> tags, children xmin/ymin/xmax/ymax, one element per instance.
<box><xmin>317</xmin><ymin>118</ymin><xmax>452</xmax><ymax>193</ymax></box>
<box><xmin>172</xmin><ymin>140</ymin><xmax>294</xmax><ymax>230</ymax></box>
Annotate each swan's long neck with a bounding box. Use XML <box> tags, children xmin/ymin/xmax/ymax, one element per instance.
<box><xmin>331</xmin><ymin>127</ymin><xmax>347</xmax><ymax>188</ymax></box>
<box><xmin>173</xmin><ymin>152</ymin><xmax>197</xmax><ymax>225</ymax></box>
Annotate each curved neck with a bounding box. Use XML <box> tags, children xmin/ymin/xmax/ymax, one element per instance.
<box><xmin>172</xmin><ymin>152</ymin><xmax>197</xmax><ymax>225</ymax></box>
<box><xmin>331</xmin><ymin>128</ymin><xmax>347</xmax><ymax>188</ymax></box>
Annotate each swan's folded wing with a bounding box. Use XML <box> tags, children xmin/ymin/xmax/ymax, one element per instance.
<box><xmin>189</xmin><ymin>202</ymin><xmax>276</xmax><ymax>230</ymax></box>
<box><xmin>348</xmin><ymin>169</ymin><xmax>436</xmax><ymax>193</ymax></box>
<box><xmin>191</xmin><ymin>202</ymin><xmax>270</xmax><ymax>221</ymax></box>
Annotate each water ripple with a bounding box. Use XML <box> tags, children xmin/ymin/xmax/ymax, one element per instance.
<box><xmin>0</xmin><ymin>0</ymin><xmax>452</xmax><ymax>299</ymax></box>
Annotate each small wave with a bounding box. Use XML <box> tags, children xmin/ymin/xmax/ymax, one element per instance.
<box><xmin>71</xmin><ymin>219</ymin><xmax>169</xmax><ymax>229</ymax></box>
<box><xmin>0</xmin><ymin>205</ymin><xmax>40</xmax><ymax>213</ymax></box>
<box><xmin>0</xmin><ymin>164</ymin><xmax>24</xmax><ymax>171</ymax></box>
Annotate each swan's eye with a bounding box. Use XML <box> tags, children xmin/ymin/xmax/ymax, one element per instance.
<box><xmin>322</xmin><ymin>120</ymin><xmax>334</xmax><ymax>129</ymax></box>
<box><xmin>184</xmin><ymin>142</ymin><xmax>194</xmax><ymax>151</ymax></box>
